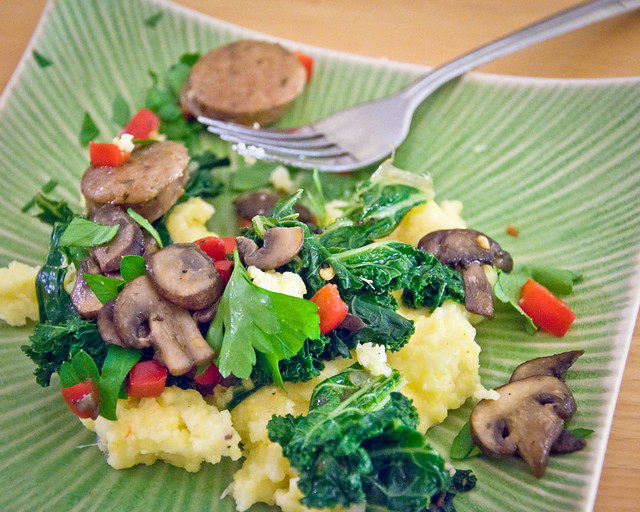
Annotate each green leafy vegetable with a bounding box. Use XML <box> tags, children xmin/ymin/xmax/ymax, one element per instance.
<box><xmin>112</xmin><ymin>93</ymin><xmax>131</xmax><ymax>127</ymax></box>
<box><xmin>179</xmin><ymin>151</ymin><xmax>227</xmax><ymax>202</ymax></box>
<box><xmin>98</xmin><ymin>346</ymin><xmax>142</xmax><ymax>420</ymax></box>
<box><xmin>83</xmin><ymin>274</ymin><xmax>125</xmax><ymax>304</ymax></box>
<box><xmin>21</xmin><ymin>181</ymin><xmax>75</xmax><ymax>226</ymax></box>
<box><xmin>523</xmin><ymin>265</ymin><xmax>582</xmax><ymax>296</ymax></box>
<box><xmin>120</xmin><ymin>255</ymin><xmax>147</xmax><ymax>282</ymax></box>
<box><xmin>206</xmin><ymin>252</ymin><xmax>320</xmax><ymax>387</ymax></box>
<box><xmin>33</xmin><ymin>50</ymin><xmax>53</xmax><ymax>68</ymax></box>
<box><xmin>569</xmin><ymin>427</ymin><xmax>594</xmax><ymax>439</ymax></box>
<box><xmin>230</xmin><ymin>159</ymin><xmax>279</xmax><ymax>192</ymax></box>
<box><xmin>79</xmin><ymin>112</ymin><xmax>99</xmax><ymax>146</ymax></box>
<box><xmin>450</xmin><ymin>420</ymin><xmax>480</xmax><ymax>461</ymax></box>
<box><xmin>58</xmin><ymin>350</ymin><xmax>101</xmax><ymax>388</ymax></box>
<box><xmin>22</xmin><ymin>316</ymin><xmax>107</xmax><ymax>387</ymax></box>
<box><xmin>268</xmin><ymin>365</ymin><xmax>454</xmax><ymax>511</ymax></box>
<box><xmin>59</xmin><ymin>217</ymin><xmax>119</xmax><ymax>247</ymax></box>
<box><xmin>144</xmin><ymin>11</ymin><xmax>163</xmax><ymax>27</ymax></box>
<box><xmin>127</xmin><ymin>208</ymin><xmax>163</xmax><ymax>248</ymax></box>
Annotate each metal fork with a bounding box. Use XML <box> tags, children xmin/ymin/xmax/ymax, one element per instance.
<box><xmin>200</xmin><ymin>0</ymin><xmax>639</xmax><ymax>172</ymax></box>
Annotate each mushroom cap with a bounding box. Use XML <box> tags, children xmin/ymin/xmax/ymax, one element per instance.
<box><xmin>71</xmin><ymin>256</ymin><xmax>104</xmax><ymax>319</ymax></box>
<box><xmin>97</xmin><ymin>299</ymin><xmax>126</xmax><ymax>347</ymax></box>
<box><xmin>469</xmin><ymin>375</ymin><xmax>577</xmax><ymax>478</ymax></box>
<box><xmin>509</xmin><ymin>350</ymin><xmax>584</xmax><ymax>383</ymax></box>
<box><xmin>146</xmin><ymin>243</ymin><xmax>225</xmax><ymax>311</ymax></box>
<box><xmin>236</xmin><ymin>226</ymin><xmax>304</xmax><ymax>270</ymax></box>
<box><xmin>91</xmin><ymin>204</ymin><xmax>144</xmax><ymax>273</ymax></box>
<box><xmin>233</xmin><ymin>191</ymin><xmax>315</xmax><ymax>224</ymax></box>
<box><xmin>113</xmin><ymin>275</ymin><xmax>214</xmax><ymax>375</ymax></box>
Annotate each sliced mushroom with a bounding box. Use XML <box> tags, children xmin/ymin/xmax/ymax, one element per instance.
<box><xmin>469</xmin><ymin>375</ymin><xmax>577</xmax><ymax>478</ymax></box>
<box><xmin>71</xmin><ymin>257</ymin><xmax>103</xmax><ymax>319</ymax></box>
<box><xmin>236</xmin><ymin>226</ymin><xmax>304</xmax><ymax>270</ymax></box>
<box><xmin>549</xmin><ymin>429</ymin><xmax>586</xmax><ymax>455</ymax></box>
<box><xmin>91</xmin><ymin>204</ymin><xmax>144</xmax><ymax>273</ymax></box>
<box><xmin>233</xmin><ymin>191</ymin><xmax>315</xmax><ymax>224</ymax></box>
<box><xmin>113</xmin><ymin>275</ymin><xmax>214</xmax><ymax>375</ymax></box>
<box><xmin>146</xmin><ymin>243</ymin><xmax>224</xmax><ymax>310</ymax></box>
<box><xmin>417</xmin><ymin>228</ymin><xmax>513</xmax><ymax>317</ymax></box>
<box><xmin>97</xmin><ymin>299</ymin><xmax>126</xmax><ymax>347</ymax></box>
<box><xmin>193</xmin><ymin>301</ymin><xmax>219</xmax><ymax>324</ymax></box>
<box><xmin>510</xmin><ymin>350</ymin><xmax>585</xmax><ymax>383</ymax></box>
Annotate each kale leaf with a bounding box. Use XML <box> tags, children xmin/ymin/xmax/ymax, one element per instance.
<box><xmin>268</xmin><ymin>365</ymin><xmax>453</xmax><ymax>511</ymax></box>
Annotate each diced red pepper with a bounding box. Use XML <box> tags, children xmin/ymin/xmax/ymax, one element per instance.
<box><xmin>127</xmin><ymin>360</ymin><xmax>167</xmax><ymax>398</ymax></box>
<box><xmin>195</xmin><ymin>236</ymin><xmax>227</xmax><ymax>261</ymax></box>
<box><xmin>214</xmin><ymin>259</ymin><xmax>234</xmax><ymax>284</ymax></box>
<box><xmin>293</xmin><ymin>50</ymin><xmax>313</xmax><ymax>82</ymax></box>
<box><xmin>122</xmin><ymin>108</ymin><xmax>160</xmax><ymax>139</ymax></box>
<box><xmin>61</xmin><ymin>380</ymin><xmax>100</xmax><ymax>419</ymax></box>
<box><xmin>194</xmin><ymin>362</ymin><xmax>223</xmax><ymax>387</ymax></box>
<box><xmin>310</xmin><ymin>283</ymin><xmax>348</xmax><ymax>334</ymax></box>
<box><xmin>519</xmin><ymin>279</ymin><xmax>576</xmax><ymax>337</ymax></box>
<box><xmin>220</xmin><ymin>237</ymin><xmax>237</xmax><ymax>255</ymax></box>
<box><xmin>89</xmin><ymin>141</ymin><xmax>130</xmax><ymax>167</ymax></box>
<box><xmin>238</xmin><ymin>219</ymin><xmax>253</xmax><ymax>229</ymax></box>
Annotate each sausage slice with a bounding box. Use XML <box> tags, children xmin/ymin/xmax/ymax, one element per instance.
<box><xmin>181</xmin><ymin>40</ymin><xmax>307</xmax><ymax>125</ymax></box>
<box><xmin>81</xmin><ymin>140</ymin><xmax>190</xmax><ymax>222</ymax></box>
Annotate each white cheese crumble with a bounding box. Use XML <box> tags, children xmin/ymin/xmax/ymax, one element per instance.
<box><xmin>355</xmin><ymin>342</ymin><xmax>392</xmax><ymax>377</ymax></box>
<box><xmin>112</xmin><ymin>133</ymin><xmax>135</xmax><ymax>153</ymax></box>
<box><xmin>269</xmin><ymin>166</ymin><xmax>295</xmax><ymax>194</ymax></box>
<box><xmin>247</xmin><ymin>266</ymin><xmax>307</xmax><ymax>298</ymax></box>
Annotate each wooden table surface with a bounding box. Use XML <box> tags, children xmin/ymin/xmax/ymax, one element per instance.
<box><xmin>2</xmin><ymin>1</ymin><xmax>639</xmax><ymax>510</ymax></box>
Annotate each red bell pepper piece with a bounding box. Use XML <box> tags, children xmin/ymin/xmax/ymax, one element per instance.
<box><xmin>519</xmin><ymin>279</ymin><xmax>576</xmax><ymax>337</ymax></box>
<box><xmin>127</xmin><ymin>360</ymin><xmax>167</xmax><ymax>398</ymax></box>
<box><xmin>194</xmin><ymin>362</ymin><xmax>223</xmax><ymax>387</ymax></box>
<box><xmin>214</xmin><ymin>259</ymin><xmax>234</xmax><ymax>284</ymax></box>
<box><xmin>310</xmin><ymin>283</ymin><xmax>348</xmax><ymax>334</ymax></box>
<box><xmin>61</xmin><ymin>380</ymin><xmax>100</xmax><ymax>419</ymax></box>
<box><xmin>293</xmin><ymin>50</ymin><xmax>313</xmax><ymax>82</ymax></box>
<box><xmin>220</xmin><ymin>237</ymin><xmax>237</xmax><ymax>255</ymax></box>
<box><xmin>122</xmin><ymin>108</ymin><xmax>160</xmax><ymax>139</ymax></box>
<box><xmin>195</xmin><ymin>236</ymin><xmax>227</xmax><ymax>261</ymax></box>
<box><xmin>89</xmin><ymin>141</ymin><xmax>130</xmax><ymax>167</ymax></box>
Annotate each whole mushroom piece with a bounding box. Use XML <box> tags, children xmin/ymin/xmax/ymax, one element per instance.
<box><xmin>236</xmin><ymin>226</ymin><xmax>304</xmax><ymax>270</ymax></box>
<box><xmin>418</xmin><ymin>228</ymin><xmax>513</xmax><ymax>317</ymax></box>
<box><xmin>112</xmin><ymin>275</ymin><xmax>214</xmax><ymax>375</ymax></box>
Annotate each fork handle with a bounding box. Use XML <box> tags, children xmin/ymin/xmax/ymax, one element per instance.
<box><xmin>400</xmin><ymin>0</ymin><xmax>640</xmax><ymax>108</ymax></box>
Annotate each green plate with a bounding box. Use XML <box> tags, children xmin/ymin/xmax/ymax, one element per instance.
<box><xmin>1</xmin><ymin>0</ymin><xmax>639</xmax><ymax>511</ymax></box>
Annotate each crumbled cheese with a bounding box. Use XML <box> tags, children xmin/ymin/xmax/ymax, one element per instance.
<box><xmin>324</xmin><ymin>199</ymin><xmax>349</xmax><ymax>225</ymax></box>
<box><xmin>473</xmin><ymin>387</ymin><xmax>500</xmax><ymax>401</ymax></box>
<box><xmin>270</xmin><ymin>166</ymin><xmax>295</xmax><ymax>194</ymax></box>
<box><xmin>319</xmin><ymin>266</ymin><xmax>335</xmax><ymax>281</ymax></box>
<box><xmin>247</xmin><ymin>267</ymin><xmax>307</xmax><ymax>298</ymax></box>
<box><xmin>355</xmin><ymin>342</ymin><xmax>392</xmax><ymax>377</ymax></box>
<box><xmin>112</xmin><ymin>133</ymin><xmax>135</xmax><ymax>153</ymax></box>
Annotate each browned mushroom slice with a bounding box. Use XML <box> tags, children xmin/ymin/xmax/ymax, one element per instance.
<box><xmin>509</xmin><ymin>350</ymin><xmax>585</xmax><ymax>383</ymax></box>
<box><xmin>81</xmin><ymin>140</ymin><xmax>190</xmax><ymax>222</ymax></box>
<box><xmin>146</xmin><ymin>243</ymin><xmax>224</xmax><ymax>311</ymax></box>
<box><xmin>180</xmin><ymin>40</ymin><xmax>307</xmax><ymax>125</ymax></box>
<box><xmin>71</xmin><ymin>257</ymin><xmax>104</xmax><ymax>319</ymax></box>
<box><xmin>97</xmin><ymin>299</ymin><xmax>126</xmax><ymax>347</ymax></box>
<box><xmin>417</xmin><ymin>228</ymin><xmax>513</xmax><ymax>317</ymax></box>
<box><xmin>549</xmin><ymin>429</ymin><xmax>586</xmax><ymax>455</ymax></box>
<box><xmin>113</xmin><ymin>275</ymin><xmax>214</xmax><ymax>375</ymax></box>
<box><xmin>91</xmin><ymin>204</ymin><xmax>144</xmax><ymax>273</ymax></box>
<box><xmin>233</xmin><ymin>191</ymin><xmax>315</xmax><ymax>224</ymax></box>
<box><xmin>469</xmin><ymin>375</ymin><xmax>577</xmax><ymax>478</ymax></box>
<box><xmin>236</xmin><ymin>226</ymin><xmax>304</xmax><ymax>270</ymax></box>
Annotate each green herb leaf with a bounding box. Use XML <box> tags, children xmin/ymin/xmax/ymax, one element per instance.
<box><xmin>120</xmin><ymin>255</ymin><xmax>147</xmax><ymax>282</ymax></box>
<box><xmin>79</xmin><ymin>112</ymin><xmax>99</xmax><ymax>146</ymax></box>
<box><xmin>58</xmin><ymin>350</ymin><xmax>101</xmax><ymax>388</ymax></box>
<box><xmin>112</xmin><ymin>93</ymin><xmax>131</xmax><ymax>127</ymax></box>
<box><xmin>494</xmin><ymin>270</ymin><xmax>537</xmax><ymax>334</ymax></box>
<box><xmin>522</xmin><ymin>265</ymin><xmax>582</xmax><ymax>296</ymax></box>
<box><xmin>83</xmin><ymin>273</ymin><xmax>125</xmax><ymax>303</ymax></box>
<box><xmin>569</xmin><ymin>427</ymin><xmax>594</xmax><ymax>439</ymax></box>
<box><xmin>144</xmin><ymin>11</ymin><xmax>163</xmax><ymax>27</ymax></box>
<box><xmin>450</xmin><ymin>421</ymin><xmax>481</xmax><ymax>460</ymax></box>
<box><xmin>98</xmin><ymin>346</ymin><xmax>142</xmax><ymax>421</ymax></box>
<box><xmin>206</xmin><ymin>252</ymin><xmax>320</xmax><ymax>387</ymax></box>
<box><xmin>179</xmin><ymin>52</ymin><xmax>200</xmax><ymax>67</ymax></box>
<box><xmin>59</xmin><ymin>217</ymin><xmax>119</xmax><ymax>247</ymax></box>
<box><xmin>156</xmin><ymin>102</ymin><xmax>182</xmax><ymax>121</ymax></box>
<box><xmin>33</xmin><ymin>50</ymin><xmax>53</xmax><ymax>68</ymax></box>
<box><xmin>127</xmin><ymin>208</ymin><xmax>163</xmax><ymax>248</ymax></box>
<box><xmin>165</xmin><ymin>62</ymin><xmax>191</xmax><ymax>97</ymax></box>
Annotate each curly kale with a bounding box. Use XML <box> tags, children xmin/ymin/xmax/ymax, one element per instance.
<box><xmin>268</xmin><ymin>365</ymin><xmax>457</xmax><ymax>511</ymax></box>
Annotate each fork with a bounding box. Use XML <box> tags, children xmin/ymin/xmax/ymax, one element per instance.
<box><xmin>199</xmin><ymin>0</ymin><xmax>640</xmax><ymax>173</ymax></box>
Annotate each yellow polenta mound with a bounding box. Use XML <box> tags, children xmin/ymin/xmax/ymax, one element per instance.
<box><xmin>83</xmin><ymin>387</ymin><xmax>241</xmax><ymax>472</ymax></box>
<box><xmin>0</xmin><ymin>261</ymin><xmax>40</xmax><ymax>326</ymax></box>
<box><xmin>165</xmin><ymin>196</ymin><xmax>218</xmax><ymax>242</ymax></box>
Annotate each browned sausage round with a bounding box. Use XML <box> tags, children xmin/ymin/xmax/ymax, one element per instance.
<box><xmin>180</xmin><ymin>40</ymin><xmax>307</xmax><ymax>126</ymax></box>
<box><xmin>80</xmin><ymin>140</ymin><xmax>190</xmax><ymax>222</ymax></box>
